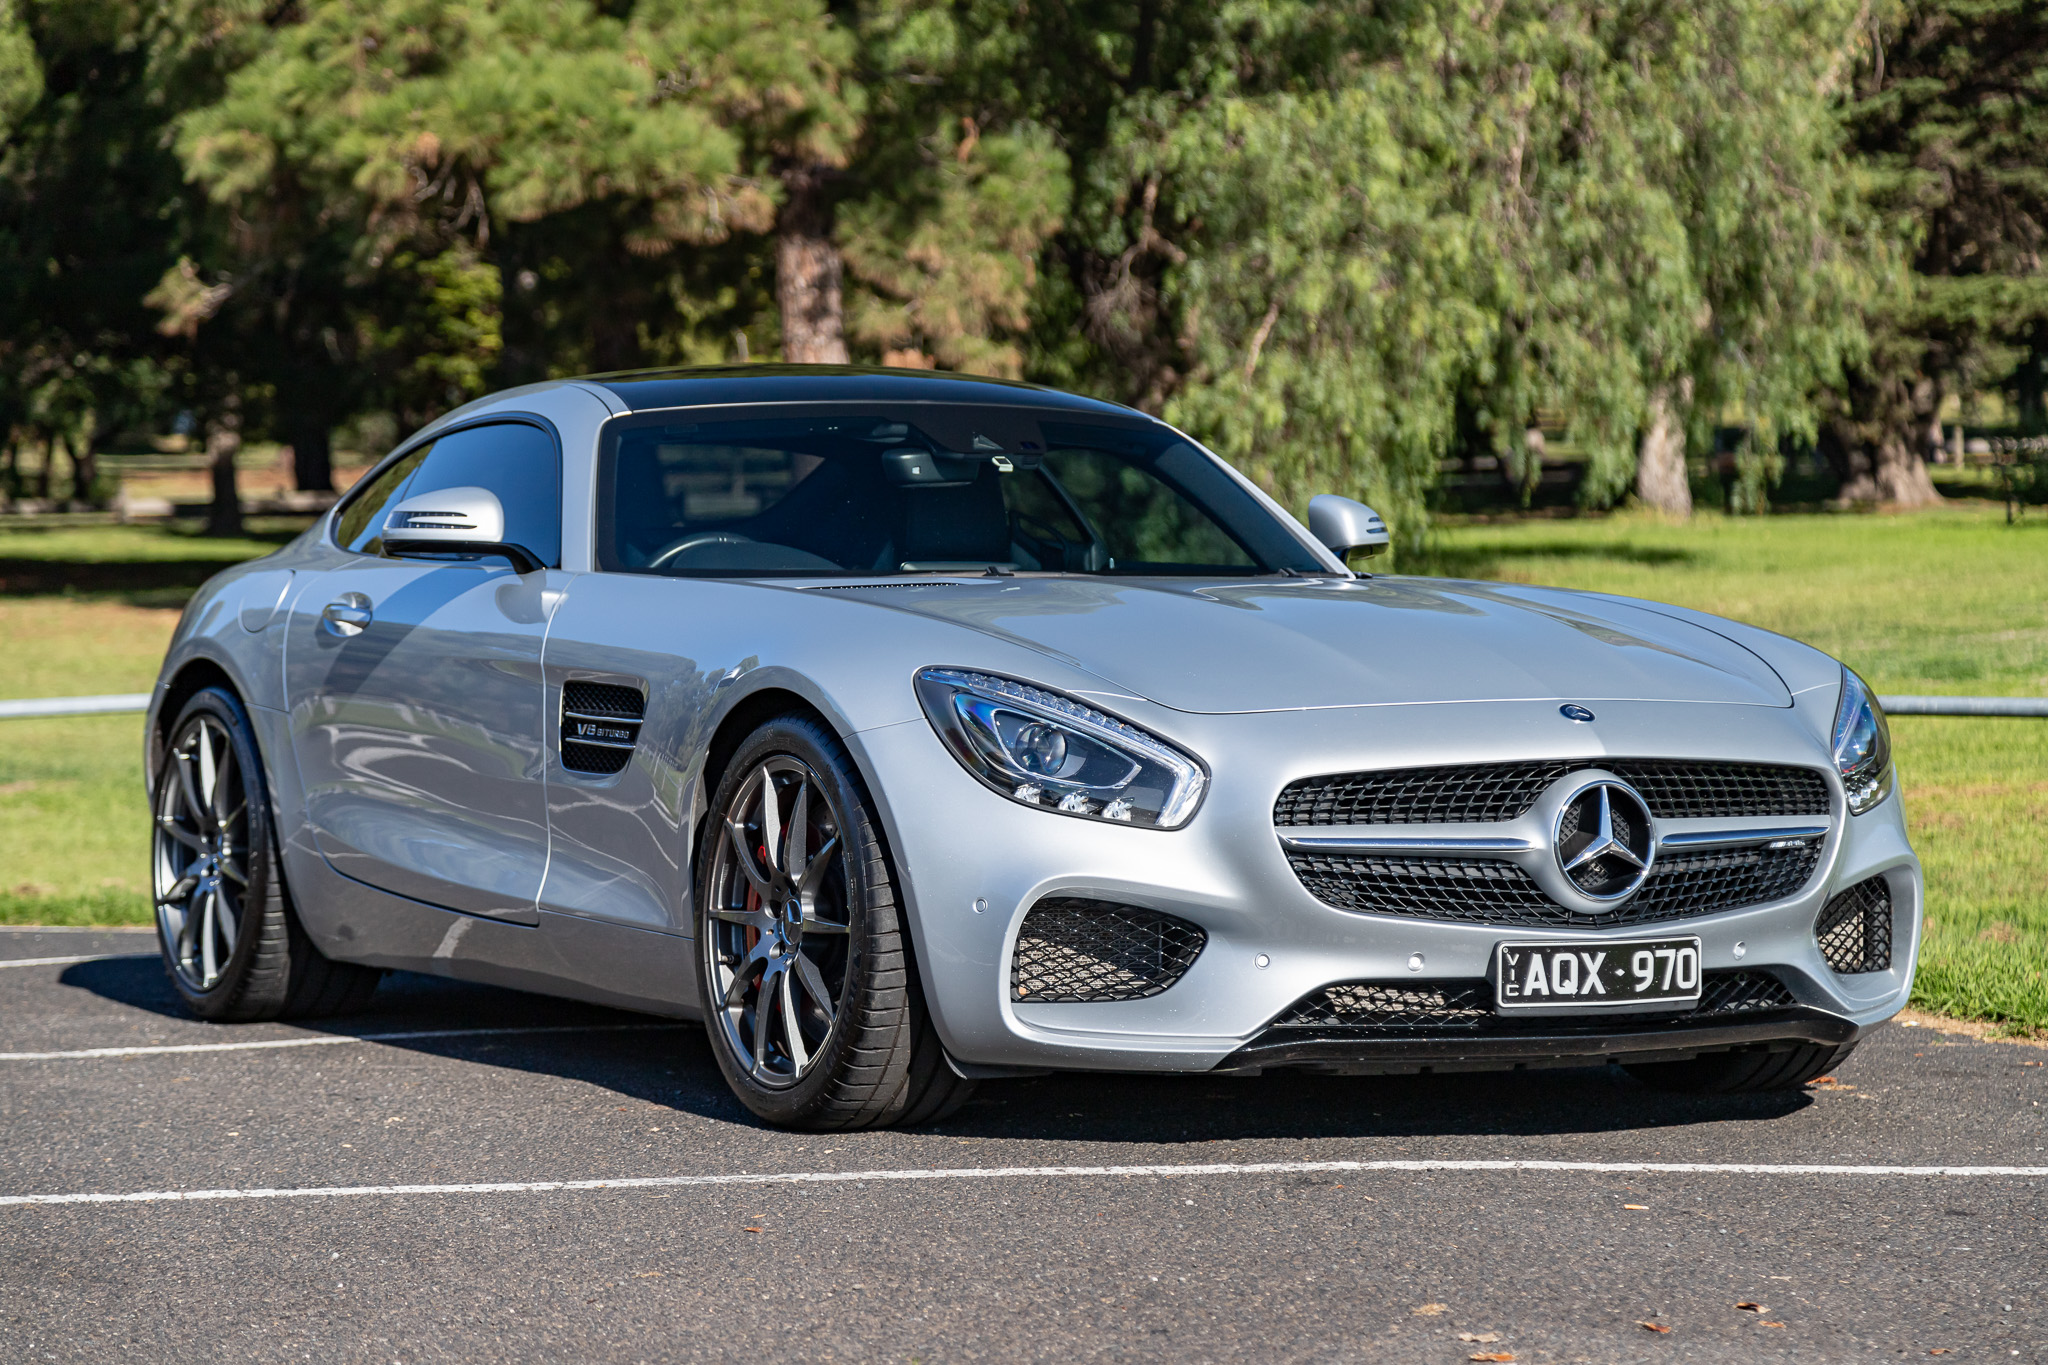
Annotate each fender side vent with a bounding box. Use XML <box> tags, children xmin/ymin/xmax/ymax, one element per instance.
<box><xmin>561</xmin><ymin>680</ymin><xmax>645</xmax><ymax>775</ymax></box>
<box><xmin>1011</xmin><ymin>899</ymin><xmax>1206</xmax><ymax>1003</ymax></box>
<box><xmin>1816</xmin><ymin>876</ymin><xmax>1893</xmax><ymax>974</ymax></box>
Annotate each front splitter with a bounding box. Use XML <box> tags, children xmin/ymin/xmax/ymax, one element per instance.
<box><xmin>1213</xmin><ymin>1008</ymin><xmax>1861</xmax><ymax>1075</ymax></box>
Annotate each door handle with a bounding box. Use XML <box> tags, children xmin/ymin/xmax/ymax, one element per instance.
<box><xmin>321</xmin><ymin>596</ymin><xmax>373</xmax><ymax>637</ymax></box>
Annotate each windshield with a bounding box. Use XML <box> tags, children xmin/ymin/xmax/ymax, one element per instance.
<box><xmin>597</xmin><ymin>407</ymin><xmax>1323</xmax><ymax>577</ymax></box>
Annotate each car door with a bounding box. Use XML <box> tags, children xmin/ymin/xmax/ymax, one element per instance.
<box><xmin>283</xmin><ymin>419</ymin><xmax>565</xmax><ymax>923</ymax></box>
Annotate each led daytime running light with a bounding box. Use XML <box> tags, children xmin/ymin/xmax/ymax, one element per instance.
<box><xmin>915</xmin><ymin>668</ymin><xmax>1207</xmax><ymax>829</ymax></box>
<box><xmin>1832</xmin><ymin>666</ymin><xmax>1894</xmax><ymax>815</ymax></box>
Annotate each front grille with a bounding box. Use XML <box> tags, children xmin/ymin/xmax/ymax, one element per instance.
<box><xmin>1287</xmin><ymin>839</ymin><xmax>1822</xmax><ymax>929</ymax></box>
<box><xmin>561</xmin><ymin>680</ymin><xmax>644</xmax><ymax>775</ymax></box>
<box><xmin>1271</xmin><ymin>969</ymin><xmax>1797</xmax><ymax>1034</ymax></box>
<box><xmin>1275</xmin><ymin>760</ymin><xmax>1830</xmax><ymax>826</ymax></box>
<box><xmin>1010</xmin><ymin>899</ymin><xmax>1206</xmax><ymax>1003</ymax></box>
<box><xmin>1815</xmin><ymin>877</ymin><xmax>1893</xmax><ymax>974</ymax></box>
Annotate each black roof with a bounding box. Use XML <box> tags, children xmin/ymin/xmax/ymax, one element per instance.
<box><xmin>585</xmin><ymin>364</ymin><xmax>1143</xmax><ymax>420</ymax></box>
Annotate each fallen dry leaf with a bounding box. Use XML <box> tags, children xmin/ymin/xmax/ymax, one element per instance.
<box><xmin>633</xmin><ymin>1271</ymin><xmax>663</xmax><ymax>1278</ymax></box>
<box><xmin>1735</xmin><ymin>1302</ymin><xmax>1765</xmax><ymax>1312</ymax></box>
<box><xmin>1809</xmin><ymin>1076</ymin><xmax>1834</xmax><ymax>1085</ymax></box>
<box><xmin>743</xmin><ymin>1227</ymin><xmax>762</xmax><ymax>1233</ymax></box>
<box><xmin>1457</xmin><ymin>1333</ymin><xmax>1501</xmax><ymax>1344</ymax></box>
<box><xmin>1413</xmin><ymin>1303</ymin><xmax>1449</xmax><ymax>1317</ymax></box>
<box><xmin>1638</xmin><ymin>1321</ymin><xmax>1671</xmax><ymax>1334</ymax></box>
<box><xmin>1760</xmin><ymin>1321</ymin><xmax>1786</xmax><ymax>1328</ymax></box>
<box><xmin>1623</xmin><ymin>1203</ymin><xmax>1649</xmax><ymax>1210</ymax></box>
<box><xmin>1931</xmin><ymin>1349</ymin><xmax>1953</xmax><ymax>1355</ymax></box>
<box><xmin>1468</xmin><ymin>1354</ymin><xmax>1514</xmax><ymax>1363</ymax></box>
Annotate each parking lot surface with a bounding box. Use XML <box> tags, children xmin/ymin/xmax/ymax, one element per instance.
<box><xmin>2</xmin><ymin>925</ymin><xmax>2042</xmax><ymax>1363</ymax></box>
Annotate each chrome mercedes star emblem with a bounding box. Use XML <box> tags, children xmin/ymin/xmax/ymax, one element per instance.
<box><xmin>1555</xmin><ymin>780</ymin><xmax>1655</xmax><ymax>901</ymax></box>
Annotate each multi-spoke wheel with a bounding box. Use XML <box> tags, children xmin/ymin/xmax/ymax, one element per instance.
<box><xmin>696</xmin><ymin>716</ymin><xmax>973</xmax><ymax>1129</ymax></box>
<box><xmin>155</xmin><ymin>710</ymin><xmax>249</xmax><ymax>993</ymax></box>
<box><xmin>150</xmin><ymin>687</ymin><xmax>382</xmax><ymax>1021</ymax></box>
<box><xmin>705</xmin><ymin>755</ymin><xmax>853</xmax><ymax>1087</ymax></box>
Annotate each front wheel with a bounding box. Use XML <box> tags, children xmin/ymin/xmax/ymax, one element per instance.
<box><xmin>696</xmin><ymin>716</ymin><xmax>972</xmax><ymax>1129</ymax></box>
<box><xmin>152</xmin><ymin>687</ymin><xmax>382</xmax><ymax>1021</ymax></box>
<box><xmin>1624</xmin><ymin>1041</ymin><xmax>1857</xmax><ymax>1094</ymax></box>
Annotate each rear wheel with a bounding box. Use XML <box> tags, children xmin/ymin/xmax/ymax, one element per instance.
<box><xmin>1624</xmin><ymin>1041</ymin><xmax>1857</xmax><ymax>1094</ymax></box>
<box><xmin>696</xmin><ymin>716</ymin><xmax>972</xmax><ymax>1129</ymax></box>
<box><xmin>152</xmin><ymin>687</ymin><xmax>382</xmax><ymax>1021</ymax></box>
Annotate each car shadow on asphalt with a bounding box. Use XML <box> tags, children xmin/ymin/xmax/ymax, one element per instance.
<box><xmin>62</xmin><ymin>957</ymin><xmax>1812</xmax><ymax>1142</ymax></box>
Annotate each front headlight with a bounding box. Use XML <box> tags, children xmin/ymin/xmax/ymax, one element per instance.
<box><xmin>914</xmin><ymin>668</ymin><xmax>1207</xmax><ymax>828</ymax></box>
<box><xmin>1832</xmin><ymin>666</ymin><xmax>1894</xmax><ymax>815</ymax></box>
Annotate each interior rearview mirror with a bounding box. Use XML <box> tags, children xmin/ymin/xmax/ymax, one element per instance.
<box><xmin>1307</xmin><ymin>494</ymin><xmax>1390</xmax><ymax>559</ymax></box>
<box><xmin>382</xmin><ymin>486</ymin><xmax>543</xmax><ymax>573</ymax></box>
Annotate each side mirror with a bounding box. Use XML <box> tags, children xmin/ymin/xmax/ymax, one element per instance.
<box><xmin>382</xmin><ymin>487</ymin><xmax>543</xmax><ymax>573</ymax></box>
<box><xmin>1307</xmin><ymin>494</ymin><xmax>1390</xmax><ymax>560</ymax></box>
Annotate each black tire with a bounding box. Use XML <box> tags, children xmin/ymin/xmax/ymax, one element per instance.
<box><xmin>1624</xmin><ymin>1041</ymin><xmax>1858</xmax><ymax>1094</ymax></box>
<box><xmin>696</xmin><ymin>715</ymin><xmax>973</xmax><ymax>1130</ymax></box>
<box><xmin>152</xmin><ymin>687</ymin><xmax>383</xmax><ymax>1022</ymax></box>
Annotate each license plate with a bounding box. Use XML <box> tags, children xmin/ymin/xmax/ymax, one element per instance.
<box><xmin>1494</xmin><ymin>937</ymin><xmax>1702</xmax><ymax>1011</ymax></box>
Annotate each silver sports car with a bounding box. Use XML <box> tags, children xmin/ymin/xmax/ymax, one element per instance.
<box><xmin>147</xmin><ymin>367</ymin><xmax>1919</xmax><ymax>1128</ymax></box>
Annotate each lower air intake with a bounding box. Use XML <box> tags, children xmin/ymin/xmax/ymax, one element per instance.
<box><xmin>1816</xmin><ymin>876</ymin><xmax>1893</xmax><ymax>974</ymax></box>
<box><xmin>1270</xmin><ymin>970</ymin><xmax>1797</xmax><ymax>1034</ymax></box>
<box><xmin>1010</xmin><ymin>899</ymin><xmax>1206</xmax><ymax>1003</ymax></box>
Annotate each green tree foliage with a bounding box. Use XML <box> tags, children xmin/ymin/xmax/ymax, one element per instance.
<box><xmin>3</xmin><ymin>0</ymin><xmax>2039</xmax><ymax>541</ymax></box>
<box><xmin>1828</xmin><ymin>0</ymin><xmax>2048</xmax><ymax>502</ymax></box>
<box><xmin>997</xmin><ymin>1</ymin><xmax>1881</xmax><ymax>542</ymax></box>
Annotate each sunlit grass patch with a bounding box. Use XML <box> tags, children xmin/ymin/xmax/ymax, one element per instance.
<box><xmin>0</xmin><ymin>715</ymin><xmax>153</xmax><ymax>926</ymax></box>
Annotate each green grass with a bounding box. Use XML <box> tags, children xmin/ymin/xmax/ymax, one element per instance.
<box><xmin>0</xmin><ymin>515</ymin><xmax>2042</xmax><ymax>1031</ymax></box>
<box><xmin>0</xmin><ymin>522</ymin><xmax>289</xmax><ymax>926</ymax></box>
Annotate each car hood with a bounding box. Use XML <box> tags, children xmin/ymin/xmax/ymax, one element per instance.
<box><xmin>825</xmin><ymin>575</ymin><xmax>1791</xmax><ymax>713</ymax></box>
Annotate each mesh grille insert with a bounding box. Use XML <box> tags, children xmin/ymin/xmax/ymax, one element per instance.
<box><xmin>1287</xmin><ymin>839</ymin><xmax>1822</xmax><ymax>929</ymax></box>
<box><xmin>561</xmin><ymin>680</ymin><xmax>644</xmax><ymax>775</ymax></box>
<box><xmin>1270</xmin><ymin>969</ymin><xmax>1797</xmax><ymax>1034</ymax></box>
<box><xmin>561</xmin><ymin>742</ymin><xmax>633</xmax><ymax>775</ymax></box>
<box><xmin>1274</xmin><ymin>759</ymin><xmax>1830</xmax><ymax>826</ymax></box>
<box><xmin>1815</xmin><ymin>876</ymin><xmax>1893</xmax><ymax>974</ymax></box>
<box><xmin>1011</xmin><ymin>899</ymin><xmax>1206</xmax><ymax>1003</ymax></box>
<box><xmin>563</xmin><ymin>680</ymin><xmax>645</xmax><ymax>719</ymax></box>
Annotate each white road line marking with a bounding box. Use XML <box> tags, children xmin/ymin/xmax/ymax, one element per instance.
<box><xmin>0</xmin><ymin>1022</ymin><xmax>688</xmax><ymax>1062</ymax></box>
<box><xmin>0</xmin><ymin>953</ymin><xmax>153</xmax><ymax>970</ymax></box>
<box><xmin>3</xmin><ymin>1159</ymin><xmax>2043</xmax><ymax>1209</ymax></box>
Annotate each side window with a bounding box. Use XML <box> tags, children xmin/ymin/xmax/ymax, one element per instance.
<box><xmin>333</xmin><ymin>444</ymin><xmax>432</xmax><ymax>555</ymax></box>
<box><xmin>403</xmin><ymin>422</ymin><xmax>563</xmax><ymax>568</ymax></box>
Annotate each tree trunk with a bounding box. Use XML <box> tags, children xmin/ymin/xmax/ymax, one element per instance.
<box><xmin>205</xmin><ymin>404</ymin><xmax>244</xmax><ymax>538</ymax></box>
<box><xmin>776</xmin><ymin>167</ymin><xmax>849</xmax><ymax>365</ymax></box>
<box><xmin>65</xmin><ymin>432</ymin><xmax>100</xmax><ymax>510</ymax></box>
<box><xmin>1635</xmin><ymin>383</ymin><xmax>1693</xmax><ymax>517</ymax></box>
<box><xmin>32</xmin><ymin>435</ymin><xmax>53</xmax><ymax>503</ymax></box>
<box><xmin>287</xmin><ymin>411</ymin><xmax>334</xmax><ymax>493</ymax></box>
<box><xmin>1828</xmin><ymin>371</ymin><xmax>1943</xmax><ymax>507</ymax></box>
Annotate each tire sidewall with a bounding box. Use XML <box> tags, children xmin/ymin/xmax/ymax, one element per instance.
<box><xmin>695</xmin><ymin>717</ymin><xmax>901</xmax><ymax>1126</ymax></box>
<box><xmin>155</xmin><ymin>687</ymin><xmax>277</xmax><ymax>1017</ymax></box>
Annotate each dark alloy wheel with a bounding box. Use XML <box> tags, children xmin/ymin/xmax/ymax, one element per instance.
<box><xmin>151</xmin><ymin>687</ymin><xmax>382</xmax><ymax>1021</ymax></box>
<box><xmin>697</xmin><ymin>716</ymin><xmax>972</xmax><ymax>1129</ymax></box>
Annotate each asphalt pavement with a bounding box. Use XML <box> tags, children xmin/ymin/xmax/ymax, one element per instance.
<box><xmin>1</xmin><ymin>924</ymin><xmax>2042</xmax><ymax>1363</ymax></box>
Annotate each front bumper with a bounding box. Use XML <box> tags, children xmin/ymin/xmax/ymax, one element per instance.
<box><xmin>1217</xmin><ymin>1006</ymin><xmax>1859</xmax><ymax>1075</ymax></box>
<box><xmin>851</xmin><ymin>695</ymin><xmax>1922</xmax><ymax>1075</ymax></box>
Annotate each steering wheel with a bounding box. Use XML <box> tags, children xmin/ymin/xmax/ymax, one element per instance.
<box><xmin>646</xmin><ymin>531</ymin><xmax>757</xmax><ymax>571</ymax></box>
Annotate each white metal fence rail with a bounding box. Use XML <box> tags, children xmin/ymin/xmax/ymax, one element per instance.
<box><xmin>0</xmin><ymin>693</ymin><xmax>153</xmax><ymax>719</ymax></box>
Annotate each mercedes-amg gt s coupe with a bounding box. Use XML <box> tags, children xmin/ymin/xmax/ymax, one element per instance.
<box><xmin>147</xmin><ymin>366</ymin><xmax>1918</xmax><ymax>1128</ymax></box>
